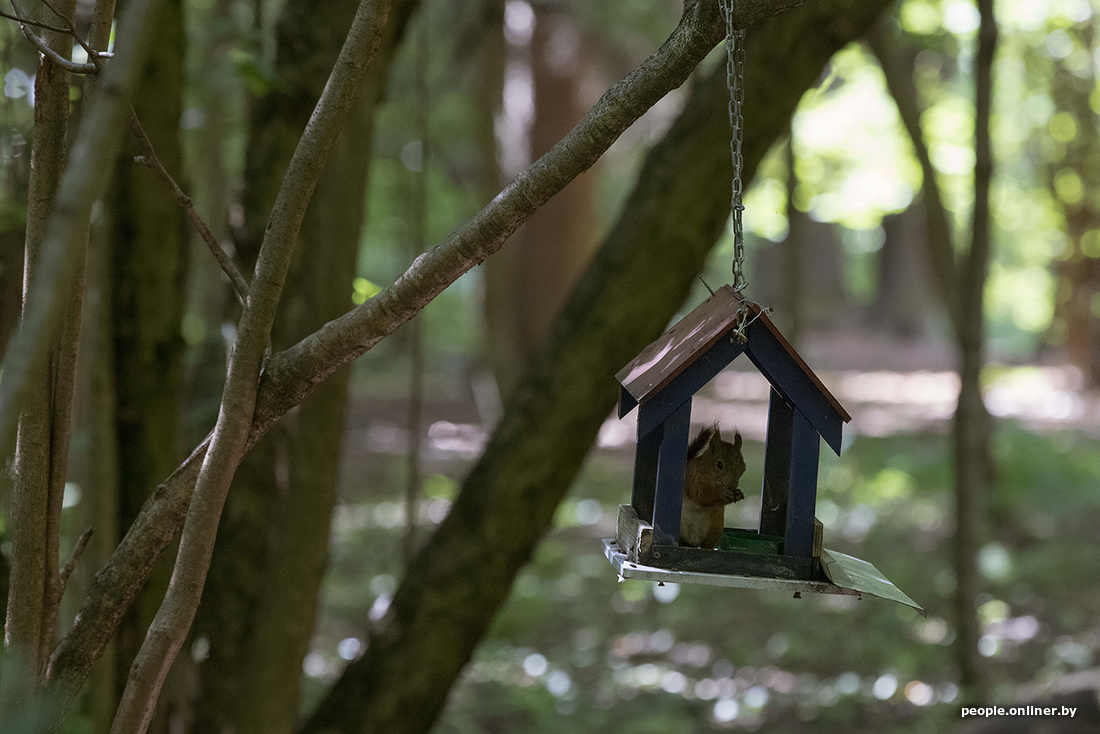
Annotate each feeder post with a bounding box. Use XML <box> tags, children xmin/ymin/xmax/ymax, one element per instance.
<box><xmin>631</xmin><ymin>418</ymin><xmax>662</xmax><ymax>521</ymax></box>
<box><xmin>760</xmin><ymin>388</ymin><xmax>793</xmax><ymax>537</ymax></box>
<box><xmin>651</xmin><ymin>398</ymin><xmax>692</xmax><ymax>546</ymax></box>
<box><xmin>785</xmin><ymin>408</ymin><xmax>820</xmax><ymax>557</ymax></box>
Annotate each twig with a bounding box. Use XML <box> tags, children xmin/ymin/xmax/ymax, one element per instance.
<box><xmin>16</xmin><ymin>24</ymin><xmax>97</xmax><ymax>73</ymax></box>
<box><xmin>7</xmin><ymin>0</ymin><xmax>97</xmax><ymax>73</ymax></box>
<box><xmin>58</xmin><ymin>527</ymin><xmax>93</xmax><ymax>591</ymax></box>
<box><xmin>0</xmin><ymin>8</ymin><xmax>68</xmax><ymax>33</ymax></box>
<box><xmin>127</xmin><ymin>112</ymin><xmax>251</xmax><ymax>303</ymax></box>
<box><xmin>38</xmin><ymin>0</ymin><xmax>100</xmax><ymax>69</ymax></box>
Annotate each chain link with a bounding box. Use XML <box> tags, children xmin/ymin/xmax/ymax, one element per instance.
<box><xmin>720</xmin><ymin>0</ymin><xmax>747</xmax><ymax>292</ymax></box>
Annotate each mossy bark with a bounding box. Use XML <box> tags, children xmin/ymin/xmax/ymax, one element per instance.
<box><xmin>301</xmin><ymin>1</ymin><xmax>893</xmax><ymax>732</ymax></box>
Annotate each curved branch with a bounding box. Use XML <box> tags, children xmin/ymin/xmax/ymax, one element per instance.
<box><xmin>7</xmin><ymin>0</ymin><xmax>98</xmax><ymax>73</ymax></box>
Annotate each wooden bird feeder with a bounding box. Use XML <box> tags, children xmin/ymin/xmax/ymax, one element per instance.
<box><xmin>604</xmin><ymin>285</ymin><xmax>922</xmax><ymax>612</ymax></box>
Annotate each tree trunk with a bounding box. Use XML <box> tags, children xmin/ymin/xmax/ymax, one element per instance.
<box><xmin>473</xmin><ymin>0</ymin><xmax>515</xmax><ymax>397</ymax></box>
<box><xmin>191</xmin><ymin>2</ymin><xmax>418</xmax><ymax>732</ymax></box>
<box><xmin>954</xmin><ymin>0</ymin><xmax>997</xmax><ymax>703</ymax></box>
<box><xmin>72</xmin><ymin>220</ymin><xmax>122</xmax><ymax>734</ymax></box>
<box><xmin>180</xmin><ymin>0</ymin><xmax>239</xmax><ymax>450</ymax></box>
<box><xmin>874</xmin><ymin>203</ymin><xmax>935</xmax><ymax>339</ymax></box>
<box><xmin>3</xmin><ymin>0</ymin><xmax>77</xmax><ymax>705</ymax></box>
<box><xmin>483</xmin><ymin>5</ymin><xmax>597</xmax><ymax>393</ymax></box>
<box><xmin>1046</xmin><ymin>24</ymin><xmax>1100</xmax><ymax>387</ymax></box>
<box><xmin>107</xmin><ymin>0</ymin><xmax>190</xmax><ymax>728</ymax></box>
<box><xmin>872</xmin><ymin>9</ymin><xmax>998</xmax><ymax>703</ymax></box>
<box><xmin>300</xmin><ymin>1</ymin><xmax>893</xmax><ymax>731</ymax></box>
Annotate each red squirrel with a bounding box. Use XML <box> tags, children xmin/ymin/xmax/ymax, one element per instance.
<box><xmin>681</xmin><ymin>423</ymin><xmax>746</xmax><ymax>548</ymax></box>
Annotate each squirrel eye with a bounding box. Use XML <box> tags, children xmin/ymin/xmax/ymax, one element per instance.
<box><xmin>716</xmin><ymin>460</ymin><xmax>724</xmax><ymax>470</ymax></box>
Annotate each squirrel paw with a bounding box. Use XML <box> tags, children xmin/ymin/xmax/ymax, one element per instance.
<box><xmin>724</xmin><ymin>486</ymin><xmax>744</xmax><ymax>504</ymax></box>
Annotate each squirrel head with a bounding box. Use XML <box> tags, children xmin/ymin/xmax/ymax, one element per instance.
<box><xmin>686</xmin><ymin>422</ymin><xmax>746</xmax><ymax>494</ymax></box>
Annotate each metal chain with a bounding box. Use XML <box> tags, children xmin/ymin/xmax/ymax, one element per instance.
<box><xmin>720</xmin><ymin>0</ymin><xmax>747</xmax><ymax>292</ymax></box>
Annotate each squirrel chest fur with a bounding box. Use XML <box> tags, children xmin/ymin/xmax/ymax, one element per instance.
<box><xmin>681</xmin><ymin>423</ymin><xmax>746</xmax><ymax>549</ymax></box>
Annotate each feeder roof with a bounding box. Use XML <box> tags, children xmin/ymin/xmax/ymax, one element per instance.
<box><xmin>615</xmin><ymin>285</ymin><xmax>851</xmax><ymax>424</ymax></box>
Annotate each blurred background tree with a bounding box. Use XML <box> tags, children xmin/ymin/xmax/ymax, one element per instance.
<box><xmin>3</xmin><ymin>0</ymin><xmax>1100</xmax><ymax>732</ymax></box>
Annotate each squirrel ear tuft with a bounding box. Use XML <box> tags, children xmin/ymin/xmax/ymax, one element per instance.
<box><xmin>733</xmin><ymin>430</ymin><xmax>742</xmax><ymax>450</ymax></box>
<box><xmin>708</xmin><ymin>423</ymin><xmax>722</xmax><ymax>451</ymax></box>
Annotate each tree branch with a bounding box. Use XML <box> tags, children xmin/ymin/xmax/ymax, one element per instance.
<box><xmin>127</xmin><ymin>113</ymin><xmax>251</xmax><ymax>302</ymax></box>
<box><xmin>38</xmin><ymin>0</ymin><xmax>101</xmax><ymax>69</ymax></box>
<box><xmin>106</xmin><ymin>1</ymin><xmax>394</xmax><ymax>732</ymax></box>
<box><xmin>58</xmin><ymin>528</ymin><xmax>93</xmax><ymax>591</ymax></box>
<box><xmin>46</xmin><ymin>0</ymin><xmax>810</xmax><ymax>713</ymax></box>
<box><xmin>0</xmin><ymin>9</ymin><xmax>69</xmax><ymax>34</ymax></box>
<box><xmin>7</xmin><ymin>0</ymin><xmax>98</xmax><ymax>74</ymax></box>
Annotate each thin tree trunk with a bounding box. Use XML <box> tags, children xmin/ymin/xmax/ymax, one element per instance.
<box><xmin>300</xmin><ymin>1</ymin><xmax>893</xmax><ymax>731</ymax></box>
<box><xmin>73</xmin><ymin>220</ymin><xmax>122</xmax><ymax>734</ymax></box>
<box><xmin>3</xmin><ymin>0</ymin><xmax>77</xmax><ymax>704</ymax></box>
<box><xmin>404</xmin><ymin>8</ymin><xmax>429</xmax><ymax>564</ymax></box>
<box><xmin>475</xmin><ymin>0</ymin><xmax>519</xmax><ymax>397</ymax></box>
<box><xmin>953</xmin><ymin>0</ymin><xmax>997</xmax><ymax>703</ymax></box>
<box><xmin>484</xmin><ymin>5</ymin><xmax>598</xmax><ymax>391</ymax></box>
<box><xmin>107</xmin><ymin>1</ymin><xmax>190</xmax><ymax>730</ymax></box>
<box><xmin>0</xmin><ymin>0</ymin><xmax>169</xmax><ymax>482</ymax></box>
<box><xmin>517</xmin><ymin>7</ymin><xmax>597</xmax><ymax>354</ymax></box>
<box><xmin>1045</xmin><ymin>24</ymin><xmax>1100</xmax><ymax>386</ymax></box>
<box><xmin>231</xmin><ymin>7</ymin><xmax>417</xmax><ymax>730</ymax></box>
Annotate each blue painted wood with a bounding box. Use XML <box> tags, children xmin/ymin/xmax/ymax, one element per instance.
<box><xmin>631</xmin><ymin>417</ymin><xmax>662</xmax><ymax>521</ymax></box>
<box><xmin>619</xmin><ymin>386</ymin><xmax>638</xmax><ymax>419</ymax></box>
<box><xmin>652</xmin><ymin>399</ymin><xmax>692</xmax><ymax>546</ymax></box>
<box><xmin>759</xmin><ymin>388</ymin><xmax>793</xmax><ymax>538</ymax></box>
<box><xmin>785</xmin><ymin>408</ymin><xmax>820</xmax><ymax>557</ymax></box>
<box><xmin>744</xmin><ymin>319</ymin><xmax>843</xmax><ymax>454</ymax></box>
<box><xmin>636</xmin><ymin>336</ymin><xmax>745</xmax><ymax>439</ymax></box>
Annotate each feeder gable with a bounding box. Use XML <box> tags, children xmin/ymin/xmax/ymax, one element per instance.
<box><xmin>616</xmin><ymin>286</ymin><xmax>744</xmax><ymax>405</ymax></box>
<box><xmin>615</xmin><ymin>285</ymin><xmax>851</xmax><ymax>453</ymax></box>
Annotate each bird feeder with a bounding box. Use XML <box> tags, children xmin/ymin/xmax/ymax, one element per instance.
<box><xmin>604</xmin><ymin>285</ymin><xmax>922</xmax><ymax>612</ymax></box>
